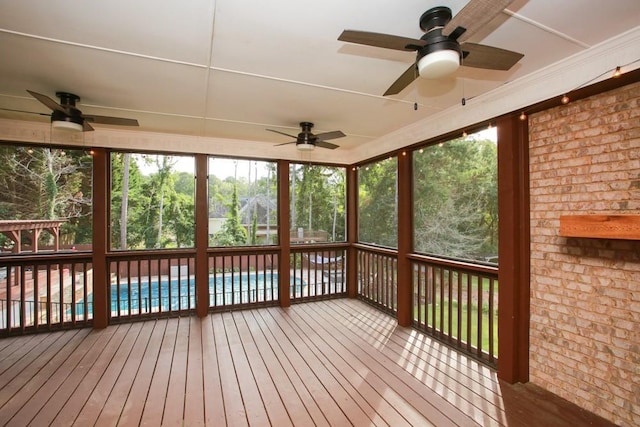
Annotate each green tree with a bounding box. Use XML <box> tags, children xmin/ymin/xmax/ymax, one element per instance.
<box><xmin>413</xmin><ymin>136</ymin><xmax>498</xmax><ymax>260</ymax></box>
<box><xmin>0</xmin><ymin>146</ymin><xmax>92</xmax><ymax>248</ymax></box>
<box><xmin>213</xmin><ymin>183</ymin><xmax>247</xmax><ymax>246</ymax></box>
<box><xmin>358</xmin><ymin>158</ymin><xmax>398</xmax><ymax>247</ymax></box>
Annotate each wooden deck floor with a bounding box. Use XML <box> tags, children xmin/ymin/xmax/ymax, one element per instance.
<box><xmin>0</xmin><ymin>299</ymin><xmax>615</xmax><ymax>426</ymax></box>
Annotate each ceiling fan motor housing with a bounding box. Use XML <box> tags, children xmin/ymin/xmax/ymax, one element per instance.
<box><xmin>417</xmin><ymin>7</ymin><xmax>461</xmax><ymax>78</ymax></box>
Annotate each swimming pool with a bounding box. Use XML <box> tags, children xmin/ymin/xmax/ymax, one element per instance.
<box><xmin>109</xmin><ymin>272</ymin><xmax>304</xmax><ymax>314</ymax></box>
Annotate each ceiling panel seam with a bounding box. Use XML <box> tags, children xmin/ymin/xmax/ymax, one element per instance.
<box><xmin>0</xmin><ymin>28</ymin><xmax>209</xmax><ymax>69</ymax></box>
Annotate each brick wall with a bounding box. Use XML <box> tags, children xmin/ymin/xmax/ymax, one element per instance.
<box><xmin>528</xmin><ymin>81</ymin><xmax>639</xmax><ymax>425</ymax></box>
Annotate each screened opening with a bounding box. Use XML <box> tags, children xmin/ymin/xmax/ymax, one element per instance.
<box><xmin>413</xmin><ymin>128</ymin><xmax>498</xmax><ymax>264</ymax></box>
<box><xmin>357</xmin><ymin>157</ymin><xmax>398</xmax><ymax>248</ymax></box>
<box><xmin>110</xmin><ymin>152</ymin><xmax>195</xmax><ymax>250</ymax></box>
<box><xmin>289</xmin><ymin>163</ymin><xmax>346</xmax><ymax>244</ymax></box>
<box><xmin>0</xmin><ymin>144</ymin><xmax>93</xmax><ymax>254</ymax></box>
<box><xmin>208</xmin><ymin>158</ymin><xmax>278</xmax><ymax>247</ymax></box>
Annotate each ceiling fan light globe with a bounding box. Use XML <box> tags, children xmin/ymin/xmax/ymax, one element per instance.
<box><xmin>52</xmin><ymin>120</ymin><xmax>83</xmax><ymax>132</ymax></box>
<box><xmin>417</xmin><ymin>49</ymin><xmax>460</xmax><ymax>79</ymax></box>
<box><xmin>296</xmin><ymin>143</ymin><xmax>315</xmax><ymax>151</ymax></box>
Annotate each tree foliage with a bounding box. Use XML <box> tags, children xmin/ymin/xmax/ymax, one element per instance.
<box><xmin>413</xmin><ymin>136</ymin><xmax>498</xmax><ymax>261</ymax></box>
<box><xmin>0</xmin><ymin>146</ymin><xmax>92</xmax><ymax>248</ymax></box>
<box><xmin>291</xmin><ymin>164</ymin><xmax>345</xmax><ymax>242</ymax></box>
<box><xmin>358</xmin><ymin>158</ymin><xmax>398</xmax><ymax>248</ymax></box>
<box><xmin>110</xmin><ymin>153</ymin><xmax>195</xmax><ymax>250</ymax></box>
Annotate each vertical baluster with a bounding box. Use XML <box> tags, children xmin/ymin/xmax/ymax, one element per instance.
<box><xmin>457</xmin><ymin>270</ymin><xmax>463</xmax><ymax>346</ymax></box>
<box><xmin>231</xmin><ymin>255</ymin><xmax>236</xmax><ymax>305</ymax></box>
<box><xmin>31</xmin><ymin>262</ymin><xmax>39</xmax><ymax>329</ymax></box>
<box><xmin>488</xmin><ymin>276</ymin><xmax>495</xmax><ymax>363</ymax></box>
<box><xmin>447</xmin><ymin>268</ymin><xmax>453</xmax><ymax>340</ymax></box>
<box><xmin>222</xmin><ymin>255</ymin><xmax>227</xmax><ymax>306</ymax></box>
<box><xmin>127</xmin><ymin>260</ymin><xmax>133</xmax><ymax>318</ymax></box>
<box><xmin>466</xmin><ymin>273</ymin><xmax>472</xmax><ymax>353</ymax></box>
<box><xmin>45</xmin><ymin>264</ymin><xmax>52</xmax><ymax>327</ymax></box>
<box><xmin>84</xmin><ymin>260</ymin><xmax>90</xmax><ymax>322</ymax></box>
<box><xmin>477</xmin><ymin>273</ymin><xmax>483</xmax><ymax>358</ymax></box>
<box><xmin>70</xmin><ymin>263</ymin><xmax>76</xmax><ymax>325</ymax></box>
<box><xmin>136</xmin><ymin>258</ymin><xmax>142</xmax><ymax>315</ymax></box>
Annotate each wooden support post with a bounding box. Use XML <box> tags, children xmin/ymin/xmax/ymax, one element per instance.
<box><xmin>497</xmin><ymin>115</ymin><xmax>530</xmax><ymax>383</ymax></box>
<box><xmin>92</xmin><ymin>148</ymin><xmax>109</xmax><ymax>329</ymax></box>
<box><xmin>195</xmin><ymin>154</ymin><xmax>210</xmax><ymax>317</ymax></box>
<box><xmin>396</xmin><ymin>151</ymin><xmax>413</xmax><ymax>326</ymax></box>
<box><xmin>346</xmin><ymin>165</ymin><xmax>358</xmax><ymax>298</ymax></box>
<box><xmin>278</xmin><ymin>160</ymin><xmax>291</xmax><ymax>307</ymax></box>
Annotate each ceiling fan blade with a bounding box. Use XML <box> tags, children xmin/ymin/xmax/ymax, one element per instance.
<box><xmin>314</xmin><ymin>130</ymin><xmax>345</xmax><ymax>141</ymax></box>
<box><xmin>26</xmin><ymin>90</ymin><xmax>67</xmax><ymax>114</ymax></box>
<box><xmin>83</xmin><ymin>114</ymin><xmax>139</xmax><ymax>126</ymax></box>
<box><xmin>461</xmin><ymin>42</ymin><xmax>523</xmax><ymax>70</ymax></box>
<box><xmin>267</xmin><ymin>128</ymin><xmax>298</xmax><ymax>139</ymax></box>
<box><xmin>315</xmin><ymin>141</ymin><xmax>339</xmax><ymax>150</ymax></box>
<box><xmin>443</xmin><ymin>0</ymin><xmax>515</xmax><ymax>43</ymax></box>
<box><xmin>384</xmin><ymin>63</ymin><xmax>418</xmax><ymax>96</ymax></box>
<box><xmin>339</xmin><ymin>30</ymin><xmax>425</xmax><ymax>51</ymax></box>
<box><xmin>82</xmin><ymin>121</ymin><xmax>95</xmax><ymax>132</ymax></box>
<box><xmin>0</xmin><ymin>107</ymin><xmax>49</xmax><ymax>116</ymax></box>
<box><xmin>275</xmin><ymin>141</ymin><xmax>297</xmax><ymax>146</ymax></box>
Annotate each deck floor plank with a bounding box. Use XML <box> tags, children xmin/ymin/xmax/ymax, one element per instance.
<box><xmin>231</xmin><ymin>311</ymin><xmax>293</xmax><ymax>427</ymax></box>
<box><xmin>0</xmin><ymin>332</ymin><xmax>47</xmax><ymax>375</ymax></box>
<box><xmin>51</xmin><ymin>324</ymin><xmax>133</xmax><ymax>426</ymax></box>
<box><xmin>162</xmin><ymin>316</ymin><xmax>193</xmax><ymax>426</ymax></box>
<box><xmin>0</xmin><ymin>331</ymin><xmax>60</xmax><ymax>390</ymax></box>
<box><xmin>247</xmin><ymin>308</ymin><xmax>331</xmax><ymax>427</ymax></box>
<box><xmin>139</xmin><ymin>317</ymin><xmax>179</xmax><ymax>426</ymax></box>
<box><xmin>263</xmin><ymin>306</ymin><xmax>379</xmax><ymax>426</ymax></box>
<box><xmin>28</xmin><ymin>326</ymin><xmax>119</xmax><ymax>426</ymax></box>
<box><xmin>95</xmin><ymin>319</ymin><xmax>157</xmax><ymax>426</ymax></box>
<box><xmin>184</xmin><ymin>316</ymin><xmax>206</xmax><ymax>427</ymax></box>
<box><xmin>211</xmin><ymin>312</ymin><xmax>248</xmax><ymax>427</ymax></box>
<box><xmin>73</xmin><ymin>322</ymin><xmax>144</xmax><ymax>426</ymax></box>
<box><xmin>0</xmin><ymin>328</ymin><xmax>89</xmax><ymax>425</ymax></box>
<box><xmin>291</xmin><ymin>301</ymin><xmax>439</xmax><ymax>427</ymax></box>
<box><xmin>239</xmin><ymin>309</ymin><xmax>317</xmax><ymax>427</ymax></box>
<box><xmin>278</xmin><ymin>304</ymin><xmax>419</xmax><ymax>427</ymax></box>
<box><xmin>319</xmin><ymin>299</ymin><xmax>500</xmax><ymax>425</ymax></box>
<box><xmin>116</xmin><ymin>319</ymin><xmax>168</xmax><ymax>426</ymax></box>
<box><xmin>0</xmin><ymin>299</ymin><xmax>618</xmax><ymax>427</ymax></box>
<box><xmin>222</xmin><ymin>311</ymin><xmax>271</xmax><ymax>426</ymax></box>
<box><xmin>253</xmin><ymin>306</ymin><xmax>352</xmax><ymax>426</ymax></box>
<box><xmin>335</xmin><ymin>299</ymin><xmax>510</xmax><ymax>421</ymax></box>
<box><xmin>200</xmin><ymin>315</ymin><xmax>226</xmax><ymax>426</ymax></box>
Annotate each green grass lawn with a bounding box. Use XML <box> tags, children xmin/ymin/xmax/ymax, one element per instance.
<box><xmin>414</xmin><ymin>301</ymin><xmax>498</xmax><ymax>354</ymax></box>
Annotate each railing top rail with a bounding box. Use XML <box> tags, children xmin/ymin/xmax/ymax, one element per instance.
<box><xmin>0</xmin><ymin>253</ymin><xmax>93</xmax><ymax>265</ymax></box>
<box><xmin>353</xmin><ymin>243</ymin><xmax>398</xmax><ymax>257</ymax></box>
<box><xmin>408</xmin><ymin>253</ymin><xmax>498</xmax><ymax>276</ymax></box>
<box><xmin>290</xmin><ymin>242</ymin><xmax>349</xmax><ymax>252</ymax></box>
<box><xmin>207</xmin><ymin>246</ymin><xmax>280</xmax><ymax>255</ymax></box>
<box><xmin>107</xmin><ymin>248</ymin><xmax>197</xmax><ymax>259</ymax></box>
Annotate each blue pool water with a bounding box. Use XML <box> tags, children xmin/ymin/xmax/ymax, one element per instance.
<box><xmin>109</xmin><ymin>272</ymin><xmax>304</xmax><ymax>313</ymax></box>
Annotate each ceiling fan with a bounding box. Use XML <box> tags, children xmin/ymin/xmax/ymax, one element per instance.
<box><xmin>338</xmin><ymin>0</ymin><xmax>524</xmax><ymax>96</ymax></box>
<box><xmin>267</xmin><ymin>122</ymin><xmax>345</xmax><ymax>151</ymax></box>
<box><xmin>0</xmin><ymin>90</ymin><xmax>139</xmax><ymax>131</ymax></box>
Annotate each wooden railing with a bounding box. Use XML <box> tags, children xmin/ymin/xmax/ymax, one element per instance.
<box><xmin>410</xmin><ymin>254</ymin><xmax>498</xmax><ymax>366</ymax></box>
<box><xmin>354</xmin><ymin>245</ymin><xmax>498</xmax><ymax>366</ymax></box>
<box><xmin>2</xmin><ymin>246</ymin><xmax>498</xmax><ymax>367</ymax></box>
<box><xmin>355</xmin><ymin>245</ymin><xmax>398</xmax><ymax>314</ymax></box>
<box><xmin>107</xmin><ymin>251</ymin><xmax>197</xmax><ymax>321</ymax></box>
<box><xmin>0</xmin><ymin>254</ymin><xmax>93</xmax><ymax>336</ymax></box>
<box><xmin>207</xmin><ymin>248</ymin><xmax>280</xmax><ymax>309</ymax></box>
<box><xmin>290</xmin><ymin>244</ymin><xmax>347</xmax><ymax>301</ymax></box>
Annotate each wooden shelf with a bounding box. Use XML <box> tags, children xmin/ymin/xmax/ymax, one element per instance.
<box><xmin>559</xmin><ymin>215</ymin><xmax>640</xmax><ymax>240</ymax></box>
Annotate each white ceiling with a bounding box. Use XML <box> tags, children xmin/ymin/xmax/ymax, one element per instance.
<box><xmin>0</xmin><ymin>0</ymin><xmax>639</xmax><ymax>163</ymax></box>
